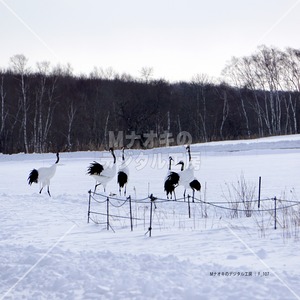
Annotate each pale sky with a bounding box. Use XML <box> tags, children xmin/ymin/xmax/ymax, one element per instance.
<box><xmin>1</xmin><ymin>0</ymin><xmax>300</xmax><ymax>82</ymax></box>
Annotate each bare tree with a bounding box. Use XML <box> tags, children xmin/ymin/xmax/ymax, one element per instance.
<box><xmin>10</xmin><ymin>54</ymin><xmax>30</xmax><ymax>153</ymax></box>
<box><xmin>191</xmin><ymin>74</ymin><xmax>210</xmax><ymax>142</ymax></box>
<box><xmin>104</xmin><ymin>111</ymin><xmax>110</xmax><ymax>149</ymax></box>
<box><xmin>222</xmin><ymin>61</ymin><xmax>251</xmax><ymax>138</ymax></box>
<box><xmin>52</xmin><ymin>63</ymin><xmax>73</xmax><ymax>77</ymax></box>
<box><xmin>255</xmin><ymin>46</ymin><xmax>283</xmax><ymax>135</ymax></box>
<box><xmin>281</xmin><ymin>48</ymin><xmax>300</xmax><ymax>133</ymax></box>
<box><xmin>32</xmin><ymin>61</ymin><xmax>59</xmax><ymax>152</ymax></box>
<box><xmin>0</xmin><ymin>71</ymin><xmax>7</xmax><ymax>151</ymax></box>
<box><xmin>66</xmin><ymin>102</ymin><xmax>77</xmax><ymax>151</ymax></box>
<box><xmin>219</xmin><ymin>89</ymin><xmax>229</xmax><ymax>139</ymax></box>
<box><xmin>33</xmin><ymin>61</ymin><xmax>49</xmax><ymax>152</ymax></box>
<box><xmin>90</xmin><ymin>66</ymin><xmax>117</xmax><ymax>80</ymax></box>
<box><xmin>223</xmin><ymin>46</ymin><xmax>299</xmax><ymax>137</ymax></box>
<box><xmin>140</xmin><ymin>67</ymin><xmax>153</xmax><ymax>83</ymax></box>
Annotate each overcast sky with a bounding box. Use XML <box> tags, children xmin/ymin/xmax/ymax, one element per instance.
<box><xmin>1</xmin><ymin>0</ymin><xmax>300</xmax><ymax>82</ymax></box>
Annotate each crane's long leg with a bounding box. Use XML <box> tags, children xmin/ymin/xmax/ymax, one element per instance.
<box><xmin>39</xmin><ymin>182</ymin><xmax>43</xmax><ymax>194</ymax></box>
<box><xmin>47</xmin><ymin>186</ymin><xmax>51</xmax><ymax>197</ymax></box>
<box><xmin>94</xmin><ymin>182</ymin><xmax>101</xmax><ymax>193</ymax></box>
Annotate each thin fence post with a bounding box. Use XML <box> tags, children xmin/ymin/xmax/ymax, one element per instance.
<box><xmin>274</xmin><ymin>196</ymin><xmax>277</xmax><ymax>230</ymax></box>
<box><xmin>149</xmin><ymin>199</ymin><xmax>153</xmax><ymax>237</ymax></box>
<box><xmin>87</xmin><ymin>190</ymin><xmax>92</xmax><ymax>223</ymax></box>
<box><xmin>188</xmin><ymin>195</ymin><xmax>191</xmax><ymax>218</ymax></box>
<box><xmin>147</xmin><ymin>194</ymin><xmax>157</xmax><ymax>237</ymax></box>
<box><xmin>258</xmin><ymin>176</ymin><xmax>261</xmax><ymax>209</ymax></box>
<box><xmin>106</xmin><ymin>196</ymin><xmax>110</xmax><ymax>230</ymax></box>
<box><xmin>128</xmin><ymin>196</ymin><xmax>133</xmax><ymax>231</ymax></box>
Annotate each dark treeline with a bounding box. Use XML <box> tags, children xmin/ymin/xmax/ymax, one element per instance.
<box><xmin>0</xmin><ymin>45</ymin><xmax>300</xmax><ymax>154</ymax></box>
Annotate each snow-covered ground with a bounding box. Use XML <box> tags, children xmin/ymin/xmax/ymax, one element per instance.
<box><xmin>1</xmin><ymin>135</ymin><xmax>300</xmax><ymax>300</ymax></box>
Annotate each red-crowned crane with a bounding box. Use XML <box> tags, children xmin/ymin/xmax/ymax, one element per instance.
<box><xmin>117</xmin><ymin>147</ymin><xmax>129</xmax><ymax>196</ymax></box>
<box><xmin>87</xmin><ymin>148</ymin><xmax>116</xmax><ymax>193</ymax></box>
<box><xmin>28</xmin><ymin>153</ymin><xmax>59</xmax><ymax>197</ymax></box>
<box><xmin>164</xmin><ymin>156</ymin><xmax>180</xmax><ymax>200</ymax></box>
<box><xmin>177</xmin><ymin>145</ymin><xmax>201</xmax><ymax>201</ymax></box>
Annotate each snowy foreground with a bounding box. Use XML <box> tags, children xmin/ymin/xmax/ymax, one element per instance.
<box><xmin>1</xmin><ymin>135</ymin><xmax>300</xmax><ymax>300</ymax></box>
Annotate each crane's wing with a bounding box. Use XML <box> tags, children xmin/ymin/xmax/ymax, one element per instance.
<box><xmin>87</xmin><ymin>162</ymin><xmax>104</xmax><ymax>175</ymax></box>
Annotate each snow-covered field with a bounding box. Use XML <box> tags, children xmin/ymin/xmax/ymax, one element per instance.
<box><xmin>1</xmin><ymin>135</ymin><xmax>300</xmax><ymax>300</ymax></box>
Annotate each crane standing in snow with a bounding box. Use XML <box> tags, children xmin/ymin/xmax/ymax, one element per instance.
<box><xmin>177</xmin><ymin>145</ymin><xmax>194</xmax><ymax>200</ymax></box>
<box><xmin>177</xmin><ymin>145</ymin><xmax>201</xmax><ymax>201</ymax></box>
<box><xmin>117</xmin><ymin>147</ymin><xmax>129</xmax><ymax>196</ymax></box>
<box><xmin>186</xmin><ymin>145</ymin><xmax>201</xmax><ymax>201</ymax></box>
<box><xmin>28</xmin><ymin>152</ymin><xmax>60</xmax><ymax>197</ymax></box>
<box><xmin>87</xmin><ymin>148</ymin><xmax>116</xmax><ymax>193</ymax></box>
<box><xmin>164</xmin><ymin>156</ymin><xmax>180</xmax><ymax>200</ymax></box>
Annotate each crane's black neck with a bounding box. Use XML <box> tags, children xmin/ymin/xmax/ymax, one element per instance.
<box><xmin>180</xmin><ymin>162</ymin><xmax>184</xmax><ymax>171</ymax></box>
<box><xmin>122</xmin><ymin>148</ymin><xmax>125</xmax><ymax>162</ymax></box>
<box><xmin>111</xmin><ymin>149</ymin><xmax>116</xmax><ymax>164</ymax></box>
<box><xmin>168</xmin><ymin>157</ymin><xmax>172</xmax><ymax>170</ymax></box>
<box><xmin>55</xmin><ymin>153</ymin><xmax>59</xmax><ymax>164</ymax></box>
<box><xmin>187</xmin><ymin>146</ymin><xmax>191</xmax><ymax>162</ymax></box>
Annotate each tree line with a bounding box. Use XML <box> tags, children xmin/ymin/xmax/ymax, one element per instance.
<box><xmin>0</xmin><ymin>45</ymin><xmax>299</xmax><ymax>154</ymax></box>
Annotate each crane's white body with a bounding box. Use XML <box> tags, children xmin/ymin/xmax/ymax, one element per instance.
<box><xmin>92</xmin><ymin>163</ymin><xmax>116</xmax><ymax>188</ymax></box>
<box><xmin>178</xmin><ymin>162</ymin><xmax>194</xmax><ymax>189</ymax></box>
<box><xmin>88</xmin><ymin>148</ymin><xmax>117</xmax><ymax>193</ymax></box>
<box><xmin>177</xmin><ymin>145</ymin><xmax>198</xmax><ymax>199</ymax></box>
<box><xmin>38</xmin><ymin>164</ymin><xmax>58</xmax><ymax>192</ymax></box>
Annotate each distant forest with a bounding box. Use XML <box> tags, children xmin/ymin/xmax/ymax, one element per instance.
<box><xmin>0</xmin><ymin>45</ymin><xmax>300</xmax><ymax>154</ymax></box>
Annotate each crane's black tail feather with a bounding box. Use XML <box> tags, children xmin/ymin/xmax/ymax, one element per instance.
<box><xmin>28</xmin><ymin>169</ymin><xmax>39</xmax><ymax>185</ymax></box>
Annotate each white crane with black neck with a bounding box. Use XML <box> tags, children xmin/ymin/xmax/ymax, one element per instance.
<box><xmin>87</xmin><ymin>148</ymin><xmax>116</xmax><ymax>193</ymax></box>
<box><xmin>177</xmin><ymin>145</ymin><xmax>201</xmax><ymax>201</ymax></box>
<box><xmin>28</xmin><ymin>152</ymin><xmax>60</xmax><ymax>197</ymax></box>
<box><xmin>117</xmin><ymin>147</ymin><xmax>129</xmax><ymax>196</ymax></box>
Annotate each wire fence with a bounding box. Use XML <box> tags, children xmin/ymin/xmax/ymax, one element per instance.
<box><xmin>87</xmin><ymin>189</ymin><xmax>300</xmax><ymax>237</ymax></box>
